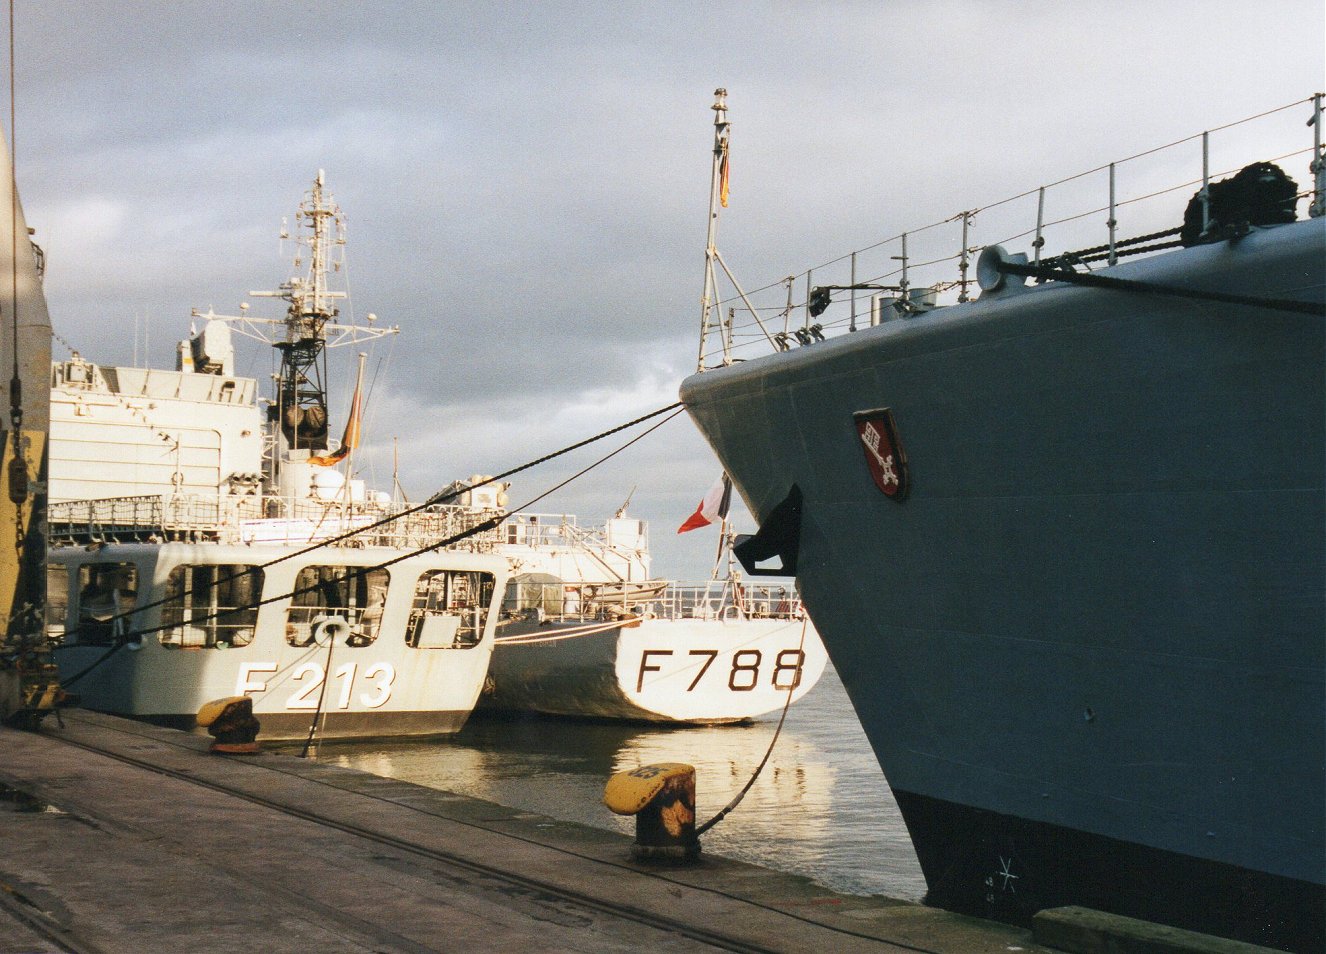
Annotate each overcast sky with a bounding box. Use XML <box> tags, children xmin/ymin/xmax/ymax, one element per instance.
<box><xmin>13</xmin><ymin>1</ymin><xmax>1324</xmax><ymax>577</ymax></box>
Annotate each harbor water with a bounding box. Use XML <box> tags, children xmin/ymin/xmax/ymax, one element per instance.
<box><xmin>308</xmin><ymin>663</ymin><xmax>927</xmax><ymax>901</ymax></box>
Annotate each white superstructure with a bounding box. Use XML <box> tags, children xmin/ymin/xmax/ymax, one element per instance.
<box><xmin>47</xmin><ymin>173</ymin><xmax>506</xmax><ymax>740</ymax></box>
<box><xmin>49</xmin><ymin>354</ymin><xmax>262</xmax><ymax>504</ymax></box>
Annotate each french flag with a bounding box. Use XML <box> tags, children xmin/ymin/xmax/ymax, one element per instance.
<box><xmin>677</xmin><ymin>473</ymin><xmax>732</xmax><ymax>533</ymax></box>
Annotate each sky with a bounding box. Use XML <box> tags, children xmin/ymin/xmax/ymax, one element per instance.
<box><xmin>12</xmin><ymin>1</ymin><xmax>1324</xmax><ymax>577</ymax></box>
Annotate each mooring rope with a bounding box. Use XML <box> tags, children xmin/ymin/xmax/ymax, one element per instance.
<box><xmin>287</xmin><ymin>407</ymin><xmax>685</xmax><ymax>751</ymax></box>
<box><xmin>263</xmin><ymin>401</ymin><xmax>686</xmax><ymax>571</ymax></box>
<box><xmin>997</xmin><ymin>258</ymin><xmax>1326</xmax><ymax>315</ymax></box>
<box><xmin>299</xmin><ymin>618</ymin><xmax>339</xmax><ymax>758</ymax></box>
<box><xmin>59</xmin><ymin>409</ymin><xmax>687</xmax><ymax>769</ymax></box>
<box><xmin>58</xmin><ymin>406</ymin><xmax>685</xmax><ymax>690</ymax></box>
<box><xmin>694</xmin><ymin>614</ymin><xmax>810</xmax><ymax>837</ymax></box>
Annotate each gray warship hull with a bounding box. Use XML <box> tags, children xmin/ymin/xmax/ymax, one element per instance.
<box><xmin>680</xmin><ymin>218</ymin><xmax>1325</xmax><ymax>951</ymax></box>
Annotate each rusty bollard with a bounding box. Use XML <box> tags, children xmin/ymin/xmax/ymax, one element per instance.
<box><xmin>196</xmin><ymin>695</ymin><xmax>262</xmax><ymax>754</ymax></box>
<box><xmin>603</xmin><ymin>762</ymin><xmax>699</xmax><ymax>862</ymax></box>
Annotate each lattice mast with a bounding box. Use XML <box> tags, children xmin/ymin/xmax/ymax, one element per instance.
<box><xmin>192</xmin><ymin>172</ymin><xmax>397</xmax><ymax>459</ymax></box>
<box><xmin>190</xmin><ymin>172</ymin><xmax>398</xmax><ymax>488</ymax></box>
<box><xmin>253</xmin><ymin>170</ymin><xmax>347</xmax><ymax>453</ymax></box>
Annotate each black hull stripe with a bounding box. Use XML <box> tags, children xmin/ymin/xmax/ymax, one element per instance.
<box><xmin>127</xmin><ymin>709</ymin><xmax>472</xmax><ymax>741</ymax></box>
<box><xmin>892</xmin><ymin>789</ymin><xmax>1324</xmax><ymax>953</ymax></box>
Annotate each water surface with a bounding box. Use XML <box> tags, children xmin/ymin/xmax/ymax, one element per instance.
<box><xmin>315</xmin><ymin>663</ymin><xmax>926</xmax><ymax>900</ymax></box>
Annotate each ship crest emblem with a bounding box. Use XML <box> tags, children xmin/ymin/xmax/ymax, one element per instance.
<box><xmin>854</xmin><ymin>408</ymin><xmax>908</xmax><ymax>501</ymax></box>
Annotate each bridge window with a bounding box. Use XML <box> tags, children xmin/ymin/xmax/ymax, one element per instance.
<box><xmin>46</xmin><ymin>564</ymin><xmax>69</xmax><ymax>640</ymax></box>
<box><xmin>73</xmin><ymin>563</ymin><xmax>138</xmax><ymax>646</ymax></box>
<box><xmin>407</xmin><ymin>570</ymin><xmax>495</xmax><ymax>649</ymax></box>
<box><xmin>161</xmin><ymin>564</ymin><xmax>262</xmax><ymax>648</ymax></box>
<box><xmin>286</xmin><ymin>565</ymin><xmax>388</xmax><ymax>648</ymax></box>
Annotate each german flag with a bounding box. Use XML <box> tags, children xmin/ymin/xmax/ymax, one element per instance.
<box><xmin>719</xmin><ymin>142</ymin><xmax>730</xmax><ymax>208</ymax></box>
<box><xmin>308</xmin><ymin>371</ymin><xmax>363</xmax><ymax>467</ymax></box>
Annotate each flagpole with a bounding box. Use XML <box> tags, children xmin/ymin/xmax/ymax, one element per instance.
<box><xmin>339</xmin><ymin>351</ymin><xmax>367</xmax><ymax>520</ymax></box>
<box><xmin>711</xmin><ymin>515</ymin><xmax>728</xmax><ymax>580</ymax></box>
<box><xmin>694</xmin><ymin>89</ymin><xmax>777</xmax><ymax>367</ymax></box>
<box><xmin>697</xmin><ymin>88</ymin><xmax>729</xmax><ymax>372</ymax></box>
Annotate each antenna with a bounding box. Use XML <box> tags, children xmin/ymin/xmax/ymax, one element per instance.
<box><xmin>392</xmin><ymin>436</ymin><xmax>408</xmax><ymax>505</ymax></box>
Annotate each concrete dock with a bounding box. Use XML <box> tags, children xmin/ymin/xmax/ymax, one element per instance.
<box><xmin>0</xmin><ymin>712</ymin><xmax>1284</xmax><ymax>954</ymax></box>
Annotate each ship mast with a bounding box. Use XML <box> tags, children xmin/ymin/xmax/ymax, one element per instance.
<box><xmin>189</xmin><ymin>172</ymin><xmax>398</xmax><ymax>488</ymax></box>
<box><xmin>695</xmin><ymin>90</ymin><xmax>776</xmax><ymax>370</ymax></box>
<box><xmin>696</xmin><ymin>89</ymin><xmax>730</xmax><ymax>371</ymax></box>
<box><xmin>252</xmin><ymin>170</ymin><xmax>345</xmax><ymax>453</ymax></box>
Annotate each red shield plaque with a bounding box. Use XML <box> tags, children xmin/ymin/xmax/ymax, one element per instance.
<box><xmin>854</xmin><ymin>408</ymin><xmax>908</xmax><ymax>500</ymax></box>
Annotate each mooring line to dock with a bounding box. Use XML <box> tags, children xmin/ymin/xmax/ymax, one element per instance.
<box><xmin>289</xmin><ymin>406</ymin><xmax>686</xmax><ymax>750</ymax></box>
<box><xmin>265</xmin><ymin>399</ymin><xmax>688</xmax><ymax>570</ymax></box>
<box><xmin>695</xmin><ymin>617</ymin><xmax>808</xmax><ymax>839</ymax></box>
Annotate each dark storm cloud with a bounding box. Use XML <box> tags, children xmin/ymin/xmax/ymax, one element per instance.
<box><xmin>12</xmin><ymin>0</ymin><xmax>1324</xmax><ymax>575</ymax></box>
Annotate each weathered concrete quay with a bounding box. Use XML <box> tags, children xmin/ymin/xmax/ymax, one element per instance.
<box><xmin>0</xmin><ymin>711</ymin><xmax>1280</xmax><ymax>954</ymax></box>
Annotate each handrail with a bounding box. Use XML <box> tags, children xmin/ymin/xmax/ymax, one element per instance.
<box><xmin>48</xmin><ymin>493</ymin><xmax>507</xmax><ymax>549</ymax></box>
<box><xmin>48</xmin><ymin>492</ymin><xmax>652</xmax><ymax>559</ymax></box>
<box><xmin>503</xmin><ymin>578</ymin><xmax>804</xmax><ymax>624</ymax></box>
<box><xmin>698</xmin><ymin>95</ymin><xmax>1324</xmax><ymax>368</ymax></box>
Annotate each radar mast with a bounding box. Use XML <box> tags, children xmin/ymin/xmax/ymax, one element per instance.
<box><xmin>188</xmin><ymin>171</ymin><xmax>399</xmax><ymax>467</ymax></box>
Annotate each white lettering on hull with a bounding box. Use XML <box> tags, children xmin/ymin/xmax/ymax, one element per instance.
<box><xmin>634</xmin><ymin>648</ymin><xmax>805</xmax><ymax>694</ymax></box>
<box><xmin>235</xmin><ymin>661</ymin><xmax>397</xmax><ymax>710</ymax></box>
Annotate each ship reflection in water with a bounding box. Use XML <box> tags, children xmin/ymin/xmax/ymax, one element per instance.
<box><xmin>310</xmin><ymin>664</ymin><xmax>925</xmax><ymax>900</ymax></box>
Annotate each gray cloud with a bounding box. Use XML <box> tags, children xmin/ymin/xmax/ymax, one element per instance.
<box><xmin>17</xmin><ymin>0</ymin><xmax>1325</xmax><ymax>577</ymax></box>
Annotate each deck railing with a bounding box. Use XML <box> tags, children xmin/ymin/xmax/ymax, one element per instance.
<box><xmin>504</xmin><ymin>577</ymin><xmax>804</xmax><ymax>623</ymax></box>
<box><xmin>48</xmin><ymin>493</ymin><xmax>644</xmax><ymax>563</ymax></box>
<box><xmin>48</xmin><ymin>493</ymin><xmax>508</xmax><ymax>550</ymax></box>
<box><xmin>698</xmin><ymin>94</ymin><xmax>1325</xmax><ymax>368</ymax></box>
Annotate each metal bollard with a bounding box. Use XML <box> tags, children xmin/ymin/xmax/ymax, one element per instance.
<box><xmin>196</xmin><ymin>695</ymin><xmax>262</xmax><ymax>754</ymax></box>
<box><xmin>603</xmin><ymin>762</ymin><xmax>699</xmax><ymax>862</ymax></box>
